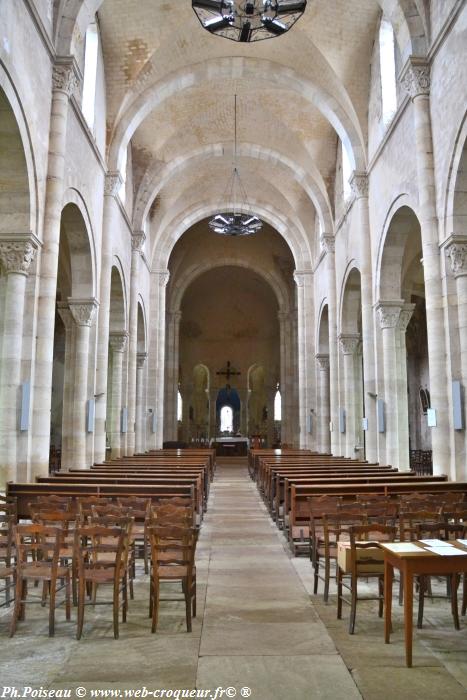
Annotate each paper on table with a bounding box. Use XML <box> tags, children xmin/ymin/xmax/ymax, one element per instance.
<box><xmin>383</xmin><ymin>543</ymin><xmax>423</xmax><ymax>553</ymax></box>
<box><xmin>419</xmin><ymin>539</ymin><xmax>453</xmax><ymax>547</ymax></box>
<box><xmin>425</xmin><ymin>546</ymin><xmax>467</xmax><ymax>556</ymax></box>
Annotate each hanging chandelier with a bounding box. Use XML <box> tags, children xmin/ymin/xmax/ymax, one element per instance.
<box><xmin>209</xmin><ymin>96</ymin><xmax>263</xmax><ymax>237</ymax></box>
<box><xmin>192</xmin><ymin>1</ymin><xmax>307</xmax><ymax>43</ymax></box>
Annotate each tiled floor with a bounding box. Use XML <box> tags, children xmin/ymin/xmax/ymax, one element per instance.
<box><xmin>1</xmin><ymin>459</ymin><xmax>466</xmax><ymax>700</ymax></box>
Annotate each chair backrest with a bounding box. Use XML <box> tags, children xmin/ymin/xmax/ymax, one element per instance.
<box><xmin>15</xmin><ymin>524</ymin><xmax>62</xmax><ymax>577</ymax></box>
<box><xmin>35</xmin><ymin>495</ymin><xmax>72</xmax><ymax>511</ymax></box>
<box><xmin>148</xmin><ymin>525</ymin><xmax>196</xmax><ymax>572</ymax></box>
<box><xmin>31</xmin><ymin>509</ymin><xmax>78</xmax><ymax>533</ymax></box>
<box><xmin>0</xmin><ymin>499</ymin><xmax>18</xmax><ymax>523</ymax></box>
<box><xmin>117</xmin><ymin>497</ymin><xmax>150</xmax><ymax>520</ymax></box>
<box><xmin>308</xmin><ymin>495</ymin><xmax>342</xmax><ymax>519</ymax></box>
<box><xmin>91</xmin><ymin>504</ymin><xmax>128</xmax><ymax>518</ymax></box>
<box><xmin>76</xmin><ymin>497</ymin><xmax>112</xmax><ymax>518</ymax></box>
<box><xmin>0</xmin><ymin>513</ymin><xmax>14</xmax><ymax>566</ymax></box>
<box><xmin>323</xmin><ymin>508</ymin><xmax>367</xmax><ymax>547</ymax></box>
<box><xmin>399</xmin><ymin>510</ymin><xmax>442</xmax><ymax>542</ymax></box>
<box><xmin>74</xmin><ymin>525</ymin><xmax>127</xmax><ymax>576</ymax></box>
<box><xmin>348</xmin><ymin>523</ymin><xmax>397</xmax><ymax>574</ymax></box>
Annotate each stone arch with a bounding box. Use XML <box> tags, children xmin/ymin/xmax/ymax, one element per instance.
<box><xmin>317</xmin><ymin>302</ymin><xmax>330</xmax><ymax>354</ymax></box>
<box><xmin>444</xmin><ymin>112</ymin><xmax>467</xmax><ymax>237</ymax></box>
<box><xmin>58</xmin><ymin>200</ymin><xmax>95</xmax><ymax>299</ymax></box>
<box><xmin>340</xmin><ymin>265</ymin><xmax>362</xmax><ymax>335</ymax></box>
<box><xmin>137</xmin><ymin>300</ymin><xmax>146</xmax><ymax>353</ymax></box>
<box><xmin>169</xmin><ymin>258</ymin><xmax>289</xmax><ymax>317</ymax></box>
<box><xmin>134</xmin><ymin>144</ymin><xmax>333</xmax><ymax>237</ymax></box>
<box><xmin>151</xmin><ymin>201</ymin><xmax>309</xmax><ymax>271</ymax></box>
<box><xmin>0</xmin><ymin>80</ymin><xmax>35</xmax><ymax>234</ymax></box>
<box><xmin>109</xmin><ymin>56</ymin><xmax>367</xmax><ymax>175</ymax></box>
<box><xmin>109</xmin><ymin>259</ymin><xmax>127</xmax><ymax>332</ymax></box>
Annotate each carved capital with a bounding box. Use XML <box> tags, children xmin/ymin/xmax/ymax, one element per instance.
<box><xmin>153</xmin><ymin>269</ymin><xmax>170</xmax><ymax>288</ymax></box>
<box><xmin>400</xmin><ymin>57</ymin><xmax>430</xmax><ymax>99</ymax></box>
<box><xmin>350</xmin><ymin>171</ymin><xmax>369</xmax><ymax>199</ymax></box>
<box><xmin>56</xmin><ymin>302</ymin><xmax>74</xmax><ymax>332</ymax></box>
<box><xmin>109</xmin><ymin>331</ymin><xmax>129</xmax><ymax>353</ymax></box>
<box><xmin>320</xmin><ymin>233</ymin><xmax>335</xmax><ymax>255</ymax></box>
<box><xmin>52</xmin><ymin>57</ymin><xmax>79</xmax><ymax>97</ymax></box>
<box><xmin>315</xmin><ymin>353</ymin><xmax>330</xmax><ymax>371</ymax></box>
<box><xmin>137</xmin><ymin>352</ymin><xmax>148</xmax><ymax>369</ymax></box>
<box><xmin>293</xmin><ymin>269</ymin><xmax>313</xmax><ymax>287</ymax></box>
<box><xmin>339</xmin><ymin>333</ymin><xmax>360</xmax><ymax>355</ymax></box>
<box><xmin>104</xmin><ymin>171</ymin><xmax>124</xmax><ymax>197</ymax></box>
<box><xmin>132</xmin><ymin>231</ymin><xmax>146</xmax><ymax>253</ymax></box>
<box><xmin>445</xmin><ymin>237</ymin><xmax>467</xmax><ymax>278</ymax></box>
<box><xmin>68</xmin><ymin>298</ymin><xmax>99</xmax><ymax>327</ymax></box>
<box><xmin>398</xmin><ymin>303</ymin><xmax>416</xmax><ymax>332</ymax></box>
<box><xmin>0</xmin><ymin>233</ymin><xmax>40</xmax><ymax>275</ymax></box>
<box><xmin>376</xmin><ymin>301</ymin><xmax>404</xmax><ymax>330</ymax></box>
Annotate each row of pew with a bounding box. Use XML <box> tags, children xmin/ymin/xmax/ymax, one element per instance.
<box><xmin>250</xmin><ymin>449</ymin><xmax>467</xmax><ymax>554</ymax></box>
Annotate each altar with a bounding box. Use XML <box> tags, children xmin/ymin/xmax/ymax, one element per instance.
<box><xmin>209</xmin><ymin>436</ymin><xmax>249</xmax><ymax>456</ymax></box>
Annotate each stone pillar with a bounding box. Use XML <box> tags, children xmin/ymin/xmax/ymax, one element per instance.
<box><xmin>316</xmin><ymin>353</ymin><xmax>331</xmax><ymax>453</ymax></box>
<box><xmin>126</xmin><ymin>231</ymin><xmax>145</xmax><ymax>457</ymax></box>
<box><xmin>294</xmin><ymin>270</ymin><xmax>315</xmax><ymax>449</ymax></box>
<box><xmin>376</xmin><ymin>301</ymin><xmax>403</xmax><ymax>468</ymax></box>
<box><xmin>0</xmin><ymin>234</ymin><xmax>39</xmax><ymax>488</ymax></box>
<box><xmin>94</xmin><ymin>171</ymin><xmax>124</xmax><ymax>463</ymax></box>
<box><xmin>339</xmin><ymin>334</ymin><xmax>360</xmax><ymax>458</ymax></box>
<box><xmin>349</xmin><ymin>172</ymin><xmax>377</xmax><ymax>463</ymax></box>
<box><xmin>56</xmin><ymin>302</ymin><xmax>75</xmax><ymax>470</ymax></box>
<box><xmin>401</xmin><ymin>57</ymin><xmax>450</xmax><ymax>474</ymax></box>
<box><xmin>278</xmin><ymin>310</ymin><xmax>294</xmax><ymax>446</ymax></box>
<box><xmin>321</xmin><ymin>233</ymin><xmax>339</xmax><ymax>455</ymax></box>
<box><xmin>31</xmin><ymin>58</ymin><xmax>79</xmax><ymax>478</ymax></box>
<box><xmin>135</xmin><ymin>351</ymin><xmax>148</xmax><ymax>454</ymax></box>
<box><xmin>108</xmin><ymin>331</ymin><xmax>128</xmax><ymax>459</ymax></box>
<box><xmin>164</xmin><ymin>310</ymin><xmax>182</xmax><ymax>441</ymax></box>
<box><xmin>68</xmin><ymin>298</ymin><xmax>98</xmax><ymax>469</ymax></box>
<box><xmin>445</xmin><ymin>236</ymin><xmax>467</xmax><ymax>479</ymax></box>
<box><xmin>147</xmin><ymin>270</ymin><xmax>170</xmax><ymax>450</ymax></box>
<box><xmin>396</xmin><ymin>304</ymin><xmax>416</xmax><ymax>468</ymax></box>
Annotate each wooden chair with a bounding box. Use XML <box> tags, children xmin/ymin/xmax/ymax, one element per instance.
<box><xmin>34</xmin><ymin>495</ymin><xmax>73</xmax><ymax>512</ymax></box>
<box><xmin>337</xmin><ymin>523</ymin><xmax>397</xmax><ymax>634</ymax></box>
<box><xmin>148</xmin><ymin>524</ymin><xmax>196</xmax><ymax>633</ymax></box>
<box><xmin>76</xmin><ymin>497</ymin><xmax>112</xmax><ymax>520</ymax></box>
<box><xmin>10</xmin><ymin>524</ymin><xmax>71</xmax><ymax>637</ymax></box>
<box><xmin>117</xmin><ymin>498</ymin><xmax>151</xmax><ymax>573</ymax></box>
<box><xmin>308</xmin><ymin>495</ymin><xmax>341</xmax><ymax>598</ymax></box>
<box><xmin>320</xmin><ymin>507</ymin><xmax>366</xmax><ymax>603</ymax></box>
<box><xmin>0</xmin><ymin>513</ymin><xmax>15</xmax><ymax>608</ymax></box>
<box><xmin>88</xmin><ymin>513</ymin><xmax>135</xmax><ymax>599</ymax></box>
<box><xmin>74</xmin><ymin>523</ymin><xmax>131</xmax><ymax>640</ymax></box>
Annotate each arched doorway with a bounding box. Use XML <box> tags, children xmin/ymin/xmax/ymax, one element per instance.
<box><xmin>316</xmin><ymin>305</ymin><xmax>331</xmax><ymax>453</ymax></box>
<box><xmin>107</xmin><ymin>265</ymin><xmax>128</xmax><ymax>459</ymax></box>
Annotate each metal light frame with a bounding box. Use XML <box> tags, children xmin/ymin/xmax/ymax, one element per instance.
<box><xmin>208</xmin><ymin>96</ymin><xmax>263</xmax><ymax>237</ymax></box>
<box><xmin>192</xmin><ymin>0</ymin><xmax>307</xmax><ymax>43</ymax></box>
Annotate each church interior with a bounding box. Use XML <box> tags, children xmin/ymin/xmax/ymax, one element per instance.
<box><xmin>1</xmin><ymin>0</ymin><xmax>467</xmax><ymax>698</ymax></box>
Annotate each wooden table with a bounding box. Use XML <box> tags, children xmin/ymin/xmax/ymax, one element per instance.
<box><xmin>380</xmin><ymin>540</ymin><xmax>467</xmax><ymax>667</ymax></box>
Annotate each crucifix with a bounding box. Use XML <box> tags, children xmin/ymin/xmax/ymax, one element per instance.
<box><xmin>216</xmin><ymin>360</ymin><xmax>241</xmax><ymax>383</ymax></box>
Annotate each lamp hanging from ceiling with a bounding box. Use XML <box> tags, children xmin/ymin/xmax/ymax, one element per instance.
<box><xmin>208</xmin><ymin>95</ymin><xmax>263</xmax><ymax>237</ymax></box>
<box><xmin>192</xmin><ymin>1</ymin><xmax>307</xmax><ymax>43</ymax></box>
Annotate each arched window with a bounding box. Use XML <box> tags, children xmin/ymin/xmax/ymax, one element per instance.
<box><xmin>379</xmin><ymin>18</ymin><xmax>397</xmax><ymax>126</ymax></box>
<box><xmin>220</xmin><ymin>406</ymin><xmax>233</xmax><ymax>433</ymax></box>
<box><xmin>177</xmin><ymin>390</ymin><xmax>183</xmax><ymax>422</ymax></box>
<box><xmin>342</xmin><ymin>142</ymin><xmax>352</xmax><ymax>201</ymax></box>
<box><xmin>82</xmin><ymin>21</ymin><xmax>99</xmax><ymax>130</ymax></box>
<box><xmin>274</xmin><ymin>387</ymin><xmax>282</xmax><ymax>421</ymax></box>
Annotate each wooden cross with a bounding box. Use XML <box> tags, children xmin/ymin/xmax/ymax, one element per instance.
<box><xmin>216</xmin><ymin>361</ymin><xmax>241</xmax><ymax>382</ymax></box>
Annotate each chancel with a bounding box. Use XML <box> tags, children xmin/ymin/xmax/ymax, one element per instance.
<box><xmin>1</xmin><ymin>0</ymin><xmax>467</xmax><ymax>697</ymax></box>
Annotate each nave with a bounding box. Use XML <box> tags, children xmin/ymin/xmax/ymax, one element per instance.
<box><xmin>1</xmin><ymin>459</ymin><xmax>467</xmax><ymax>700</ymax></box>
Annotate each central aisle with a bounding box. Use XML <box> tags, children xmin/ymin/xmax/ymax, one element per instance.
<box><xmin>196</xmin><ymin>460</ymin><xmax>362</xmax><ymax>699</ymax></box>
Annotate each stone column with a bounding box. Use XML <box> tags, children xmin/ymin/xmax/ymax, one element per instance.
<box><xmin>339</xmin><ymin>334</ymin><xmax>360</xmax><ymax>458</ymax></box>
<box><xmin>31</xmin><ymin>58</ymin><xmax>79</xmax><ymax>479</ymax></box>
<box><xmin>56</xmin><ymin>302</ymin><xmax>75</xmax><ymax>470</ymax></box>
<box><xmin>349</xmin><ymin>172</ymin><xmax>377</xmax><ymax>463</ymax></box>
<box><xmin>126</xmin><ymin>231</ymin><xmax>145</xmax><ymax>457</ymax></box>
<box><xmin>278</xmin><ymin>310</ymin><xmax>294</xmax><ymax>446</ymax></box>
<box><xmin>94</xmin><ymin>171</ymin><xmax>124</xmax><ymax>463</ymax></box>
<box><xmin>164</xmin><ymin>310</ymin><xmax>182</xmax><ymax>442</ymax></box>
<box><xmin>445</xmin><ymin>236</ymin><xmax>467</xmax><ymax>479</ymax></box>
<box><xmin>0</xmin><ymin>234</ymin><xmax>39</xmax><ymax>488</ymax></box>
<box><xmin>108</xmin><ymin>331</ymin><xmax>128</xmax><ymax>459</ymax></box>
<box><xmin>321</xmin><ymin>233</ymin><xmax>339</xmax><ymax>455</ymax></box>
<box><xmin>68</xmin><ymin>298</ymin><xmax>98</xmax><ymax>469</ymax></box>
<box><xmin>135</xmin><ymin>351</ymin><xmax>148</xmax><ymax>454</ymax></box>
<box><xmin>294</xmin><ymin>270</ymin><xmax>315</xmax><ymax>449</ymax></box>
<box><xmin>147</xmin><ymin>270</ymin><xmax>170</xmax><ymax>450</ymax></box>
<box><xmin>396</xmin><ymin>304</ymin><xmax>416</xmax><ymax>469</ymax></box>
<box><xmin>401</xmin><ymin>57</ymin><xmax>450</xmax><ymax>474</ymax></box>
<box><xmin>316</xmin><ymin>353</ymin><xmax>331</xmax><ymax>453</ymax></box>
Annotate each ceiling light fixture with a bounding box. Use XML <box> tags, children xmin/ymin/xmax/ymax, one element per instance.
<box><xmin>192</xmin><ymin>0</ymin><xmax>307</xmax><ymax>43</ymax></box>
<box><xmin>208</xmin><ymin>95</ymin><xmax>262</xmax><ymax>237</ymax></box>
